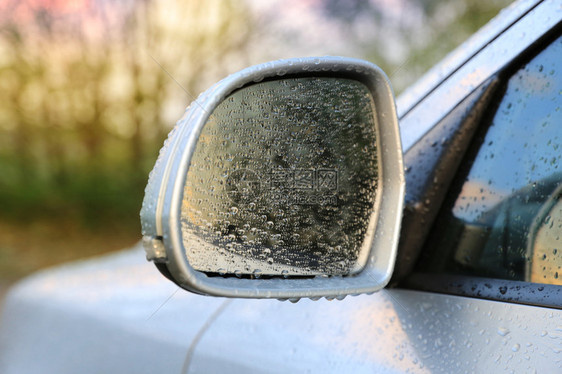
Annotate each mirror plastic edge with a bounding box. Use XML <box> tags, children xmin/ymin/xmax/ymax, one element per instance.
<box><xmin>143</xmin><ymin>56</ymin><xmax>405</xmax><ymax>299</ymax></box>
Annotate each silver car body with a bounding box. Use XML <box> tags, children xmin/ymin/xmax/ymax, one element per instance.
<box><xmin>1</xmin><ymin>1</ymin><xmax>561</xmax><ymax>372</ymax></box>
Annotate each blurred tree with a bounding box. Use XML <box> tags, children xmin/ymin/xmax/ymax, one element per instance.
<box><xmin>0</xmin><ymin>0</ymin><xmax>516</xmax><ymax>281</ymax></box>
<box><xmin>318</xmin><ymin>0</ymin><xmax>512</xmax><ymax>92</ymax></box>
<box><xmin>0</xmin><ymin>0</ymin><xmax>253</xmax><ymax>229</ymax></box>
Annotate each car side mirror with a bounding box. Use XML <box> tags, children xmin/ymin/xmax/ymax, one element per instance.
<box><xmin>140</xmin><ymin>57</ymin><xmax>404</xmax><ymax>300</ymax></box>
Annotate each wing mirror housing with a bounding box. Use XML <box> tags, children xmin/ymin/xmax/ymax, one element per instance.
<box><xmin>140</xmin><ymin>57</ymin><xmax>404</xmax><ymax>300</ymax></box>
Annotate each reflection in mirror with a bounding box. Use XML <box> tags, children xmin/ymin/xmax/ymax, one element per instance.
<box><xmin>527</xmin><ymin>186</ymin><xmax>562</xmax><ymax>285</ymax></box>
<box><xmin>181</xmin><ymin>77</ymin><xmax>380</xmax><ymax>277</ymax></box>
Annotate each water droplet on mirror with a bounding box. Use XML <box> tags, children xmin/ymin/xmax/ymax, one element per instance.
<box><xmin>182</xmin><ymin>77</ymin><xmax>381</xmax><ymax>277</ymax></box>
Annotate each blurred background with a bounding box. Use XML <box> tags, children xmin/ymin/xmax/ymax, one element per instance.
<box><xmin>0</xmin><ymin>0</ymin><xmax>512</xmax><ymax>286</ymax></box>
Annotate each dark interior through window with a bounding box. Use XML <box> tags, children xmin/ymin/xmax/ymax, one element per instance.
<box><xmin>417</xmin><ymin>33</ymin><xmax>562</xmax><ymax>286</ymax></box>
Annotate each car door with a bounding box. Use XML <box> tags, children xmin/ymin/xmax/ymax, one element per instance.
<box><xmin>185</xmin><ymin>2</ymin><xmax>562</xmax><ymax>373</ymax></box>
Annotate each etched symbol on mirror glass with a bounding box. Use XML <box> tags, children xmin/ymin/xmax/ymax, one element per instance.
<box><xmin>267</xmin><ymin>168</ymin><xmax>338</xmax><ymax>206</ymax></box>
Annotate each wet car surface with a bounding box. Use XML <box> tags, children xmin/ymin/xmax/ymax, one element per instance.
<box><xmin>1</xmin><ymin>1</ymin><xmax>561</xmax><ymax>372</ymax></box>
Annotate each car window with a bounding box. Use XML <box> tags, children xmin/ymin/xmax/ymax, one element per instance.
<box><xmin>418</xmin><ymin>34</ymin><xmax>562</xmax><ymax>285</ymax></box>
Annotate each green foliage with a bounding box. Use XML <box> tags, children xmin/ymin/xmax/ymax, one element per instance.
<box><xmin>0</xmin><ymin>0</ymin><xmax>252</xmax><ymax>230</ymax></box>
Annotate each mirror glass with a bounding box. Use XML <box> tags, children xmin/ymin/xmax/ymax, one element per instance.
<box><xmin>181</xmin><ymin>77</ymin><xmax>380</xmax><ymax>277</ymax></box>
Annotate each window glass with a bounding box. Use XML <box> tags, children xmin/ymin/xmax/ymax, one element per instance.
<box><xmin>420</xmin><ymin>35</ymin><xmax>562</xmax><ymax>285</ymax></box>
